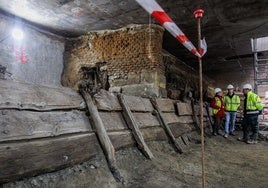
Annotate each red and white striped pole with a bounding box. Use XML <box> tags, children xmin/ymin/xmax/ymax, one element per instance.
<box><xmin>194</xmin><ymin>8</ymin><xmax>206</xmax><ymax>188</ymax></box>
<box><xmin>135</xmin><ymin>0</ymin><xmax>200</xmax><ymax>57</ymax></box>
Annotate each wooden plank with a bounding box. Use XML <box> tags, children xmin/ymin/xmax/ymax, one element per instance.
<box><xmin>0</xmin><ymin>110</ymin><xmax>92</xmax><ymax>142</ymax></box>
<box><xmin>109</xmin><ymin>131</ymin><xmax>135</xmax><ymax>149</ymax></box>
<box><xmin>0</xmin><ymin>80</ymin><xmax>85</xmax><ymax>111</ymax></box>
<box><xmin>124</xmin><ymin>95</ymin><xmax>154</xmax><ymax>112</ymax></box>
<box><xmin>177</xmin><ymin>102</ymin><xmax>192</xmax><ymax>115</ymax></box>
<box><xmin>80</xmin><ymin>90</ymin><xmax>122</xmax><ymax>182</ymax></box>
<box><xmin>161</xmin><ymin>113</ymin><xmax>194</xmax><ymax>125</ymax></box>
<box><xmin>150</xmin><ymin>98</ymin><xmax>183</xmax><ymax>154</ymax></box>
<box><xmin>0</xmin><ymin>133</ymin><xmax>101</xmax><ymax>184</ymax></box>
<box><xmin>204</xmin><ymin>104</ymin><xmax>213</xmax><ymax>131</ymax></box>
<box><xmin>155</xmin><ymin>98</ymin><xmax>175</xmax><ymax>112</ymax></box>
<box><xmin>191</xmin><ymin>100</ymin><xmax>201</xmax><ymax>134</ymax></box>
<box><xmin>181</xmin><ymin>134</ymin><xmax>190</xmax><ymax>146</ymax></box>
<box><xmin>0</xmin><ymin>127</ymin><xmax>170</xmax><ymax>184</ymax></box>
<box><xmin>109</xmin><ymin>128</ymin><xmax>168</xmax><ymax>149</ymax></box>
<box><xmin>93</xmin><ymin>90</ymin><xmax>122</xmax><ymax>111</ymax></box>
<box><xmin>168</xmin><ymin>124</ymin><xmax>194</xmax><ymax>138</ymax></box>
<box><xmin>141</xmin><ymin>127</ymin><xmax>168</xmax><ymax>142</ymax></box>
<box><xmin>98</xmin><ymin>112</ymin><xmax>128</xmax><ymax>131</ymax></box>
<box><xmin>194</xmin><ymin>105</ymin><xmax>200</xmax><ymax>116</ymax></box>
<box><xmin>132</xmin><ymin>112</ymin><xmax>161</xmax><ymax>128</ymax></box>
<box><xmin>118</xmin><ymin>94</ymin><xmax>154</xmax><ymax>159</ymax></box>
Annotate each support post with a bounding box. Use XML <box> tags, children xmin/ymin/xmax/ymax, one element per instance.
<box><xmin>150</xmin><ymin>97</ymin><xmax>183</xmax><ymax>154</ymax></box>
<box><xmin>118</xmin><ymin>94</ymin><xmax>154</xmax><ymax>159</ymax></box>
<box><xmin>190</xmin><ymin>98</ymin><xmax>201</xmax><ymax>134</ymax></box>
<box><xmin>194</xmin><ymin>8</ymin><xmax>206</xmax><ymax>188</ymax></box>
<box><xmin>80</xmin><ymin>89</ymin><xmax>123</xmax><ymax>182</ymax></box>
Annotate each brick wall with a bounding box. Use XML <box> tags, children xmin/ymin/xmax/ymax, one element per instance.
<box><xmin>62</xmin><ymin>24</ymin><xmax>166</xmax><ymax>97</ymax></box>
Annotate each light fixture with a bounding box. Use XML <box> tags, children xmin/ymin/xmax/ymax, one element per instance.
<box><xmin>11</xmin><ymin>28</ymin><xmax>24</xmax><ymax>40</ymax></box>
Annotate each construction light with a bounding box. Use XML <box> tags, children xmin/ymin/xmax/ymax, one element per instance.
<box><xmin>12</xmin><ymin>28</ymin><xmax>24</xmax><ymax>40</ymax></box>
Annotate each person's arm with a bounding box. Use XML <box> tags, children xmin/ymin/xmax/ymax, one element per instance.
<box><xmin>255</xmin><ymin>95</ymin><xmax>263</xmax><ymax>111</ymax></box>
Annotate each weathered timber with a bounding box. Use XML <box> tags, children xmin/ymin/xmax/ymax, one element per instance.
<box><xmin>140</xmin><ymin>127</ymin><xmax>168</xmax><ymax>142</ymax></box>
<box><xmin>118</xmin><ymin>94</ymin><xmax>154</xmax><ymax>159</ymax></box>
<box><xmin>154</xmin><ymin>98</ymin><xmax>175</xmax><ymax>112</ymax></box>
<box><xmin>177</xmin><ymin>102</ymin><xmax>193</xmax><ymax>116</ymax></box>
<box><xmin>132</xmin><ymin>112</ymin><xmax>161</xmax><ymax>128</ymax></box>
<box><xmin>80</xmin><ymin>89</ymin><xmax>123</xmax><ymax>182</ymax></box>
<box><xmin>0</xmin><ymin>126</ymin><xmax>170</xmax><ymax>184</ymax></box>
<box><xmin>160</xmin><ymin>113</ymin><xmax>194</xmax><ymax>125</ymax></box>
<box><xmin>94</xmin><ymin>89</ymin><xmax>122</xmax><ymax>111</ymax></box>
<box><xmin>168</xmin><ymin>123</ymin><xmax>194</xmax><ymax>138</ymax></box>
<box><xmin>0</xmin><ymin>110</ymin><xmax>92</xmax><ymax>142</ymax></box>
<box><xmin>190</xmin><ymin>99</ymin><xmax>201</xmax><ymax>134</ymax></box>
<box><xmin>108</xmin><ymin>128</ymin><xmax>168</xmax><ymax>149</ymax></box>
<box><xmin>150</xmin><ymin>97</ymin><xmax>183</xmax><ymax>154</ymax></box>
<box><xmin>108</xmin><ymin>131</ymin><xmax>135</xmax><ymax>149</ymax></box>
<box><xmin>123</xmin><ymin>95</ymin><xmax>154</xmax><ymax>112</ymax></box>
<box><xmin>181</xmin><ymin>134</ymin><xmax>190</xmax><ymax>146</ymax></box>
<box><xmin>0</xmin><ymin>133</ymin><xmax>101</xmax><ymax>184</ymax></box>
<box><xmin>205</xmin><ymin>103</ymin><xmax>213</xmax><ymax>131</ymax></box>
<box><xmin>0</xmin><ymin>80</ymin><xmax>85</xmax><ymax>111</ymax></box>
<box><xmin>98</xmin><ymin>112</ymin><xmax>128</xmax><ymax>131</ymax></box>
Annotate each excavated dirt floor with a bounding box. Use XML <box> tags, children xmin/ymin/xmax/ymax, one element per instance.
<box><xmin>3</xmin><ymin>130</ymin><xmax>268</xmax><ymax>188</ymax></box>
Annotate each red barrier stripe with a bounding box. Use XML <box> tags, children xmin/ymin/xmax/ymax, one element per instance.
<box><xmin>176</xmin><ymin>35</ymin><xmax>190</xmax><ymax>43</ymax></box>
<box><xmin>151</xmin><ymin>11</ymin><xmax>173</xmax><ymax>25</ymax></box>
<box><xmin>191</xmin><ymin>48</ymin><xmax>199</xmax><ymax>56</ymax></box>
<box><xmin>199</xmin><ymin>48</ymin><xmax>205</xmax><ymax>57</ymax></box>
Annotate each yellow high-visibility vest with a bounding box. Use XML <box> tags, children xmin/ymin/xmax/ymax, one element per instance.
<box><xmin>245</xmin><ymin>91</ymin><xmax>263</xmax><ymax>112</ymax></box>
<box><xmin>212</xmin><ymin>97</ymin><xmax>223</xmax><ymax>115</ymax></box>
<box><xmin>224</xmin><ymin>94</ymin><xmax>240</xmax><ymax>112</ymax></box>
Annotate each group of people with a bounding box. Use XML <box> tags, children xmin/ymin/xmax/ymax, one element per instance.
<box><xmin>210</xmin><ymin>83</ymin><xmax>263</xmax><ymax>144</ymax></box>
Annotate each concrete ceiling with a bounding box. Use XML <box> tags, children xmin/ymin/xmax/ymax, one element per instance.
<box><xmin>0</xmin><ymin>0</ymin><xmax>267</xmax><ymax>82</ymax></box>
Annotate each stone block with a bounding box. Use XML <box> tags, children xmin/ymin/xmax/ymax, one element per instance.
<box><xmin>121</xmin><ymin>83</ymin><xmax>165</xmax><ymax>98</ymax></box>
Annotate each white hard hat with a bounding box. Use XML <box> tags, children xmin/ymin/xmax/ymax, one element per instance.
<box><xmin>227</xmin><ymin>84</ymin><xmax>234</xmax><ymax>89</ymax></box>
<box><xmin>243</xmin><ymin>84</ymin><xmax>252</xmax><ymax>90</ymax></box>
<box><xmin>214</xmin><ymin>88</ymin><xmax>222</xmax><ymax>94</ymax></box>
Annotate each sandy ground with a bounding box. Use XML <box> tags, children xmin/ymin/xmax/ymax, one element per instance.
<box><xmin>3</xmin><ymin>130</ymin><xmax>268</xmax><ymax>188</ymax></box>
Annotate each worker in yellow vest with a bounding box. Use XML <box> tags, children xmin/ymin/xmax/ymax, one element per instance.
<box><xmin>210</xmin><ymin>88</ymin><xmax>225</xmax><ymax>136</ymax></box>
<box><xmin>223</xmin><ymin>84</ymin><xmax>240</xmax><ymax>138</ymax></box>
<box><xmin>238</xmin><ymin>84</ymin><xmax>263</xmax><ymax>144</ymax></box>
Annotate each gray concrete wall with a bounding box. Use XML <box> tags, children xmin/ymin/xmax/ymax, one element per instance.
<box><xmin>0</xmin><ymin>15</ymin><xmax>64</xmax><ymax>86</ymax></box>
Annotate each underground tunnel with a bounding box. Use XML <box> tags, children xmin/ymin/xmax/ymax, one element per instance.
<box><xmin>0</xmin><ymin>0</ymin><xmax>268</xmax><ymax>187</ymax></box>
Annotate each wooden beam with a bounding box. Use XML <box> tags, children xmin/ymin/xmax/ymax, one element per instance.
<box><xmin>0</xmin><ymin>110</ymin><xmax>92</xmax><ymax>142</ymax></box>
<box><xmin>118</xmin><ymin>94</ymin><xmax>154</xmax><ymax>159</ymax></box>
<box><xmin>0</xmin><ymin>80</ymin><xmax>85</xmax><ymax>111</ymax></box>
<box><xmin>204</xmin><ymin>103</ymin><xmax>213</xmax><ymax>133</ymax></box>
<box><xmin>150</xmin><ymin>97</ymin><xmax>183</xmax><ymax>154</ymax></box>
<box><xmin>0</xmin><ymin>133</ymin><xmax>101</xmax><ymax>184</ymax></box>
<box><xmin>190</xmin><ymin>99</ymin><xmax>201</xmax><ymax>134</ymax></box>
<box><xmin>0</xmin><ymin>127</ymin><xmax>169</xmax><ymax>184</ymax></box>
<box><xmin>80</xmin><ymin>89</ymin><xmax>123</xmax><ymax>182</ymax></box>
